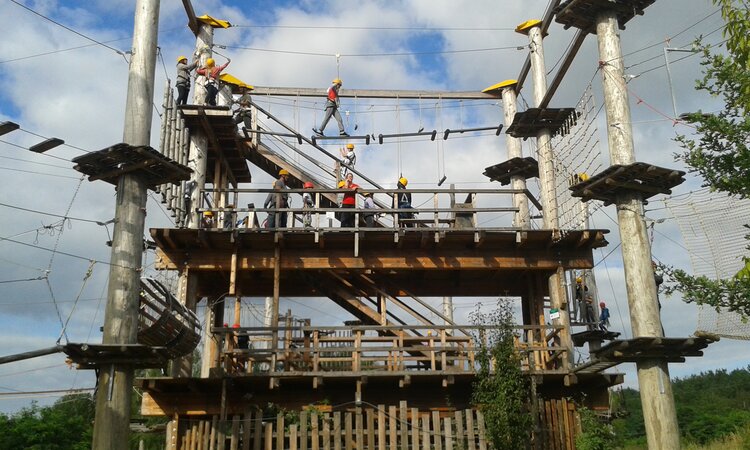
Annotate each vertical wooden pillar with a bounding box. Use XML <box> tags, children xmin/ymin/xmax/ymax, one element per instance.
<box><xmin>171</xmin><ymin>267</ymin><xmax>199</xmax><ymax>377</ymax></box>
<box><xmin>595</xmin><ymin>10</ymin><xmax>679</xmax><ymax>449</ymax></box>
<box><xmin>500</xmin><ymin>84</ymin><xmax>531</xmax><ymax>229</ymax></box>
<box><xmin>518</xmin><ymin>21</ymin><xmax>573</xmax><ymax>369</ymax></box>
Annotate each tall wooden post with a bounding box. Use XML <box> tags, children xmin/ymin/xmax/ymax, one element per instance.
<box><xmin>500</xmin><ymin>84</ymin><xmax>531</xmax><ymax>229</ymax></box>
<box><xmin>519</xmin><ymin>20</ymin><xmax>573</xmax><ymax>368</ymax></box>
<box><xmin>91</xmin><ymin>0</ymin><xmax>159</xmax><ymax>448</ymax></box>
<box><xmin>595</xmin><ymin>11</ymin><xmax>679</xmax><ymax>448</ymax></box>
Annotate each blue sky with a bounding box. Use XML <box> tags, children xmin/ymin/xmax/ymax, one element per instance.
<box><xmin>0</xmin><ymin>0</ymin><xmax>747</xmax><ymax>413</ymax></box>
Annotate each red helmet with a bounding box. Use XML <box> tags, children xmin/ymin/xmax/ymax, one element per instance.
<box><xmin>232</xmin><ymin>323</ymin><xmax>240</xmax><ymax>328</ymax></box>
<box><xmin>599</xmin><ymin>302</ymin><xmax>606</xmax><ymax>308</ymax></box>
<box><xmin>303</xmin><ymin>182</ymin><xmax>314</xmax><ymax>188</ymax></box>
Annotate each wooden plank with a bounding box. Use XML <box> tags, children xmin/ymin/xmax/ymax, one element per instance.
<box><xmin>432</xmin><ymin>411</ymin><xmax>442</xmax><ymax>450</ymax></box>
<box><xmin>399</xmin><ymin>402</ymin><xmax>408</xmax><ymax>450</ymax></box>
<box><xmin>323</xmin><ymin>413</ymin><xmax>331</xmax><ymax>450</ymax></box>
<box><xmin>311</xmin><ymin>412</ymin><xmax>319</xmax><ymax>450</ymax></box>
<box><xmin>466</xmin><ymin>409</ymin><xmax>476</xmax><ymax>450</ymax></box>
<box><xmin>355</xmin><ymin>409</ymin><xmax>364</xmax><ymax>450</ymax></box>
<box><xmin>410</xmin><ymin>408</ymin><xmax>420</xmax><ymax>450</ymax></box>
<box><xmin>264</xmin><ymin>423</ymin><xmax>272</xmax><ymax>450</ymax></box>
<box><xmin>290</xmin><ymin>425</ymin><xmax>298</xmax><ymax>450</ymax></box>
<box><xmin>377</xmin><ymin>406</ymin><xmax>386</xmax><ymax>450</ymax></box>
<box><xmin>421</xmin><ymin>413</ymin><xmax>430</xmax><ymax>450</ymax></box>
<box><xmin>204</xmin><ymin>419</ymin><xmax>212</xmax><ymax>450</ymax></box>
<box><xmin>388</xmin><ymin>406</ymin><xmax>397</xmax><ymax>450</ymax></box>
<box><xmin>276</xmin><ymin>414</ymin><xmax>285</xmax><ymax>450</ymax></box>
<box><xmin>300</xmin><ymin>410</ymin><xmax>308</xmax><ymax>450</ymax></box>
<box><xmin>230</xmin><ymin>415</ymin><xmax>240</xmax><ymax>450</ymax></box>
<box><xmin>217</xmin><ymin>417</ymin><xmax>227</xmax><ymax>450</ymax></box>
<box><xmin>454</xmin><ymin>411</ymin><xmax>464</xmax><ymax>450</ymax></box>
<box><xmin>345</xmin><ymin>411</ymin><xmax>353</xmax><ymax>450</ymax></box>
<box><xmin>366</xmin><ymin>409</ymin><xmax>375</xmax><ymax>450</ymax></box>
<box><xmin>242</xmin><ymin>410</ymin><xmax>252</xmax><ymax>450</ymax></box>
<box><xmin>210</xmin><ymin>416</ymin><xmax>218</xmax><ymax>450</ymax></box>
<box><xmin>253</xmin><ymin>412</ymin><xmax>263</xmax><ymax>450</ymax></box>
<box><xmin>476</xmin><ymin>410</ymin><xmax>487</xmax><ymax>450</ymax></box>
<box><xmin>562</xmin><ymin>398</ymin><xmax>572</xmax><ymax>450</ymax></box>
<box><xmin>444</xmin><ymin>417</ymin><xmax>453</xmax><ymax>450</ymax></box>
<box><xmin>333</xmin><ymin>411</ymin><xmax>342</xmax><ymax>450</ymax></box>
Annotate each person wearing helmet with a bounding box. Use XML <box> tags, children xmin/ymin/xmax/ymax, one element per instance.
<box><xmin>339</xmin><ymin>173</ymin><xmax>359</xmax><ymax>227</ymax></box>
<box><xmin>196</xmin><ymin>55</ymin><xmax>231</xmax><ymax>106</ymax></box>
<box><xmin>362</xmin><ymin>191</ymin><xmax>376</xmax><ymax>228</ymax></box>
<box><xmin>393</xmin><ymin>177</ymin><xmax>414</xmax><ymax>227</ymax></box>
<box><xmin>176</xmin><ymin>54</ymin><xmax>199</xmax><ymax>105</ymax></box>
<box><xmin>202</xmin><ymin>210</ymin><xmax>215</xmax><ymax>228</ymax></box>
<box><xmin>598</xmin><ymin>301</ymin><xmax>610</xmax><ymax>331</ymax></box>
<box><xmin>264</xmin><ymin>169</ymin><xmax>290</xmax><ymax>229</ymax></box>
<box><xmin>233</xmin><ymin>87</ymin><xmax>253</xmax><ymax>129</ymax></box>
<box><xmin>339</xmin><ymin>143</ymin><xmax>356</xmax><ymax>178</ymax></box>
<box><xmin>313</xmin><ymin>78</ymin><xmax>348</xmax><ymax>137</ymax></box>
<box><xmin>302</xmin><ymin>181</ymin><xmax>315</xmax><ymax>228</ymax></box>
<box><xmin>574</xmin><ymin>275</ymin><xmax>589</xmax><ymax>322</ymax></box>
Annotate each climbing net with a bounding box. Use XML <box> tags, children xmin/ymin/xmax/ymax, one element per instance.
<box><xmin>550</xmin><ymin>84</ymin><xmax>605</xmax><ymax>230</ymax></box>
<box><xmin>662</xmin><ymin>189</ymin><xmax>750</xmax><ymax>340</ymax></box>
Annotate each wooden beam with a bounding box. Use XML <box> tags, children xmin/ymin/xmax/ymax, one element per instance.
<box><xmin>516</xmin><ymin>0</ymin><xmax>563</xmax><ymax>94</ymax></box>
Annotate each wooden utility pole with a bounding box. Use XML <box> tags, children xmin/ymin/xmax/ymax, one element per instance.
<box><xmin>595</xmin><ymin>10</ymin><xmax>680</xmax><ymax>449</ymax></box>
<box><xmin>519</xmin><ymin>20</ymin><xmax>573</xmax><ymax>368</ymax></box>
<box><xmin>500</xmin><ymin>83</ymin><xmax>531</xmax><ymax>229</ymax></box>
<box><xmin>91</xmin><ymin>0</ymin><xmax>159</xmax><ymax>448</ymax></box>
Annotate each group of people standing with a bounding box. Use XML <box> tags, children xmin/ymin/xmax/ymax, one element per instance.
<box><xmin>175</xmin><ymin>53</ymin><xmax>231</xmax><ymax>106</ymax></box>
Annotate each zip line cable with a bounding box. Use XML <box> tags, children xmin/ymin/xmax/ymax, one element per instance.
<box><xmin>217</xmin><ymin>43</ymin><xmax>524</xmax><ymax>58</ymax></box>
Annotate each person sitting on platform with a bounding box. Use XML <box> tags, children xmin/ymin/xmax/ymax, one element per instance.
<box><xmin>599</xmin><ymin>301</ymin><xmax>610</xmax><ymax>331</ymax></box>
<box><xmin>313</xmin><ymin>78</ymin><xmax>348</xmax><ymax>136</ymax></box>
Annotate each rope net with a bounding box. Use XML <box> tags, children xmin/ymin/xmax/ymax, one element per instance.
<box><xmin>662</xmin><ymin>189</ymin><xmax>750</xmax><ymax>340</ymax></box>
<box><xmin>550</xmin><ymin>84</ymin><xmax>605</xmax><ymax>230</ymax></box>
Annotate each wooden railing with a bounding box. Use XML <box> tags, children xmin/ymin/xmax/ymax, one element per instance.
<box><xmin>214</xmin><ymin>324</ymin><xmax>569</xmax><ymax>377</ymax></box>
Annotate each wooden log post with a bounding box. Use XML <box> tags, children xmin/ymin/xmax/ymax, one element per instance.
<box><xmin>520</xmin><ymin>20</ymin><xmax>574</xmax><ymax>369</ymax></box>
<box><xmin>91</xmin><ymin>0</ymin><xmax>159</xmax><ymax>448</ymax></box>
<box><xmin>500</xmin><ymin>85</ymin><xmax>531</xmax><ymax>229</ymax></box>
<box><xmin>595</xmin><ymin>10</ymin><xmax>680</xmax><ymax>449</ymax></box>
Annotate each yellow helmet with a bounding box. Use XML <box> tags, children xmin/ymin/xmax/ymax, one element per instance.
<box><xmin>278</xmin><ymin>169</ymin><xmax>290</xmax><ymax>176</ymax></box>
<box><xmin>206</xmin><ymin>58</ymin><xmax>215</xmax><ymax>67</ymax></box>
<box><xmin>346</xmin><ymin>143</ymin><xmax>354</xmax><ymax>150</ymax></box>
<box><xmin>332</xmin><ymin>78</ymin><xmax>342</xmax><ymax>85</ymax></box>
<box><xmin>576</xmin><ymin>277</ymin><xmax>583</xmax><ymax>283</ymax></box>
<box><xmin>338</xmin><ymin>181</ymin><xmax>346</xmax><ymax>188</ymax></box>
<box><xmin>398</xmin><ymin>177</ymin><xmax>408</xmax><ymax>187</ymax></box>
<box><xmin>203</xmin><ymin>211</ymin><xmax>214</xmax><ymax>217</ymax></box>
<box><xmin>578</xmin><ymin>172</ymin><xmax>590</xmax><ymax>182</ymax></box>
<box><xmin>177</xmin><ymin>55</ymin><xmax>188</xmax><ymax>63</ymax></box>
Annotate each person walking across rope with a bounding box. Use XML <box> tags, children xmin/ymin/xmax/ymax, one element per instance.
<box><xmin>197</xmin><ymin>56</ymin><xmax>231</xmax><ymax>106</ymax></box>
<box><xmin>313</xmin><ymin>78</ymin><xmax>349</xmax><ymax>136</ymax></box>
<box><xmin>175</xmin><ymin>54</ymin><xmax>199</xmax><ymax>105</ymax></box>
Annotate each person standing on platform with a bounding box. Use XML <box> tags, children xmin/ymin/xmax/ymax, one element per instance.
<box><xmin>339</xmin><ymin>143</ymin><xmax>356</xmax><ymax>178</ymax></box>
<box><xmin>654</xmin><ymin>260</ymin><xmax>665</xmax><ymax>334</ymax></box>
<box><xmin>313</xmin><ymin>78</ymin><xmax>348</xmax><ymax>136</ymax></box>
<box><xmin>362</xmin><ymin>191</ymin><xmax>376</xmax><ymax>228</ymax></box>
<box><xmin>598</xmin><ymin>301</ymin><xmax>610</xmax><ymax>331</ymax></box>
<box><xmin>302</xmin><ymin>182</ymin><xmax>315</xmax><ymax>228</ymax></box>
<box><xmin>175</xmin><ymin>55</ymin><xmax>198</xmax><ymax>105</ymax></box>
<box><xmin>393</xmin><ymin>177</ymin><xmax>414</xmax><ymax>227</ymax></box>
<box><xmin>575</xmin><ymin>276</ymin><xmax>589</xmax><ymax>322</ymax></box>
<box><xmin>340</xmin><ymin>173</ymin><xmax>359</xmax><ymax>227</ymax></box>
<box><xmin>264</xmin><ymin>169</ymin><xmax>290</xmax><ymax>229</ymax></box>
<box><xmin>197</xmin><ymin>56</ymin><xmax>230</xmax><ymax>106</ymax></box>
<box><xmin>234</xmin><ymin>87</ymin><xmax>253</xmax><ymax>129</ymax></box>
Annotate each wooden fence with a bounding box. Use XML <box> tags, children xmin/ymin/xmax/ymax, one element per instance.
<box><xmin>168</xmin><ymin>404</ymin><xmax>489</xmax><ymax>450</ymax></box>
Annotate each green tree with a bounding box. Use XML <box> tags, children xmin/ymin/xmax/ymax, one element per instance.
<box><xmin>576</xmin><ymin>407</ymin><xmax>619</xmax><ymax>450</ymax></box>
<box><xmin>670</xmin><ymin>0</ymin><xmax>750</xmax><ymax>317</ymax></box>
<box><xmin>470</xmin><ymin>299</ymin><xmax>532</xmax><ymax>450</ymax></box>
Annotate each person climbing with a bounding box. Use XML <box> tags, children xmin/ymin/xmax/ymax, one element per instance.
<box><xmin>339</xmin><ymin>173</ymin><xmax>359</xmax><ymax>227</ymax></box>
<box><xmin>264</xmin><ymin>169</ymin><xmax>290</xmax><ymax>228</ymax></box>
<box><xmin>362</xmin><ymin>191</ymin><xmax>376</xmax><ymax>228</ymax></box>
<box><xmin>302</xmin><ymin>181</ymin><xmax>315</xmax><ymax>228</ymax></box>
<box><xmin>313</xmin><ymin>78</ymin><xmax>348</xmax><ymax>136</ymax></box>
<box><xmin>393</xmin><ymin>177</ymin><xmax>414</xmax><ymax>227</ymax></box>
<box><xmin>175</xmin><ymin>54</ymin><xmax>199</xmax><ymax>106</ymax></box>
<box><xmin>339</xmin><ymin>143</ymin><xmax>356</xmax><ymax>178</ymax></box>
<box><xmin>234</xmin><ymin>87</ymin><xmax>253</xmax><ymax>129</ymax></box>
<box><xmin>599</xmin><ymin>301</ymin><xmax>610</xmax><ymax>331</ymax></box>
<box><xmin>197</xmin><ymin>56</ymin><xmax>231</xmax><ymax>106</ymax></box>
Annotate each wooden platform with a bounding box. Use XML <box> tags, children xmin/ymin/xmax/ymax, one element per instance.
<box><xmin>483</xmin><ymin>157</ymin><xmax>540</xmax><ymax>185</ymax></box>
<box><xmin>64</xmin><ymin>343</ymin><xmax>172</xmax><ymax>369</ymax></box>
<box><xmin>571</xmin><ymin>329</ymin><xmax>621</xmax><ymax>347</ymax></box>
<box><xmin>178</xmin><ymin>105</ymin><xmax>253</xmax><ymax>183</ymax></box>
<box><xmin>151</xmin><ymin>228</ymin><xmax>608</xmax><ymax>297</ymax></box>
<box><xmin>554</xmin><ymin>0</ymin><xmax>656</xmax><ymax>33</ymax></box>
<box><xmin>569</xmin><ymin>162</ymin><xmax>685</xmax><ymax>205</ymax></box>
<box><xmin>72</xmin><ymin>143</ymin><xmax>191</xmax><ymax>189</ymax></box>
<box><xmin>506</xmin><ymin>107</ymin><xmax>577</xmax><ymax>138</ymax></box>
